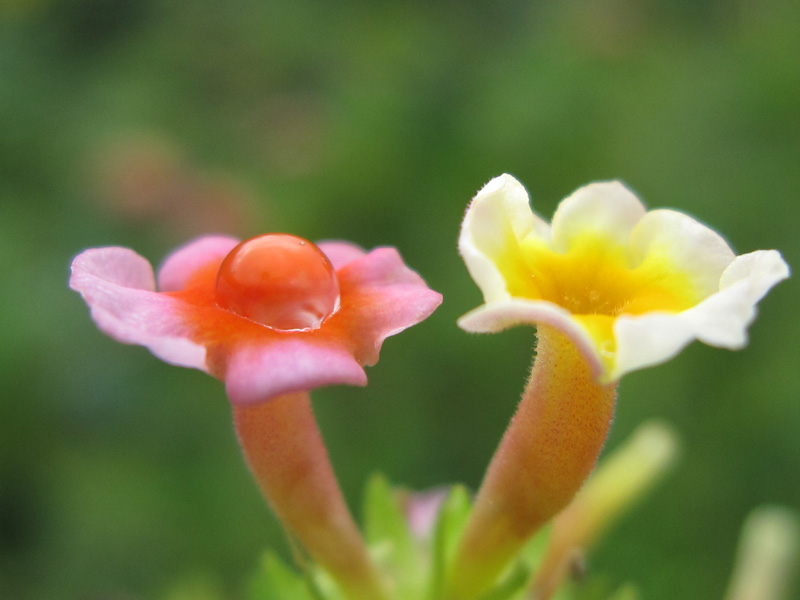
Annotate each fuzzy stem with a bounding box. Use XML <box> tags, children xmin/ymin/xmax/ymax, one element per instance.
<box><xmin>445</xmin><ymin>325</ymin><xmax>618</xmax><ymax>600</ymax></box>
<box><xmin>529</xmin><ymin>421</ymin><xmax>677</xmax><ymax>600</ymax></box>
<box><xmin>233</xmin><ymin>392</ymin><xmax>387</xmax><ymax>600</ymax></box>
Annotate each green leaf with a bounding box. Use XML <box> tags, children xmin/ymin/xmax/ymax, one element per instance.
<box><xmin>469</xmin><ymin>526</ymin><xmax>550</xmax><ymax>600</ymax></box>
<box><xmin>246</xmin><ymin>552</ymin><xmax>314</xmax><ymax>600</ymax></box>
<box><xmin>363</xmin><ymin>473</ymin><xmax>414</xmax><ymax>552</ymax></box>
<box><xmin>519</xmin><ymin>523</ymin><xmax>552</xmax><ymax>568</ymax></box>
<box><xmin>476</xmin><ymin>560</ymin><xmax>531</xmax><ymax>600</ymax></box>
<box><xmin>363</xmin><ymin>473</ymin><xmax>428</xmax><ymax>597</ymax></box>
<box><xmin>428</xmin><ymin>485</ymin><xmax>472</xmax><ymax>600</ymax></box>
<box><xmin>605</xmin><ymin>583</ymin><xmax>640</xmax><ymax>600</ymax></box>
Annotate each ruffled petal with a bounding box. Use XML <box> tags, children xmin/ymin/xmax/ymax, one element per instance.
<box><xmin>611</xmin><ymin>249</ymin><xmax>788</xmax><ymax>380</ymax></box>
<box><xmin>611</xmin><ymin>313</ymin><xmax>698</xmax><ymax>380</ymax></box>
<box><xmin>686</xmin><ymin>249</ymin><xmax>789</xmax><ymax>347</ymax></box>
<box><xmin>210</xmin><ymin>246</ymin><xmax>441</xmax><ymax>402</ymax></box>
<box><xmin>224</xmin><ymin>338</ymin><xmax>368</xmax><ymax>404</ymax></box>
<box><xmin>70</xmin><ymin>247</ymin><xmax>208</xmax><ymax>370</ymax></box>
<box><xmin>719</xmin><ymin>249</ymin><xmax>789</xmax><ymax>302</ymax></box>
<box><xmin>551</xmin><ymin>181</ymin><xmax>646</xmax><ymax>254</ymax></box>
<box><xmin>73</xmin><ymin>246</ymin><xmax>156</xmax><ymax>290</ymax></box>
<box><xmin>318</xmin><ymin>241</ymin><xmax>368</xmax><ymax>270</ymax></box>
<box><xmin>630</xmin><ymin>209</ymin><xmax>735</xmax><ymax>297</ymax></box>
<box><xmin>157</xmin><ymin>235</ymin><xmax>239</xmax><ymax>292</ymax></box>
<box><xmin>458</xmin><ymin>174</ymin><xmax>790</xmax><ymax>382</ymax></box>
<box><xmin>73</xmin><ymin>236</ymin><xmax>442</xmax><ymax>403</ymax></box>
<box><xmin>332</xmin><ymin>247</ymin><xmax>443</xmax><ymax>365</ymax></box>
<box><xmin>459</xmin><ymin>174</ymin><xmax>550</xmax><ymax>303</ymax></box>
<box><xmin>458</xmin><ymin>299</ymin><xmax>605</xmax><ymax>377</ymax></box>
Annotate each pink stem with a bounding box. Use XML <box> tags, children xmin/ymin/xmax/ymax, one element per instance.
<box><xmin>233</xmin><ymin>392</ymin><xmax>386</xmax><ymax>600</ymax></box>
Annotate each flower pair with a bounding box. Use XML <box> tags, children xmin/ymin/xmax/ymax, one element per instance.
<box><xmin>70</xmin><ymin>175</ymin><xmax>788</xmax><ymax>599</ymax></box>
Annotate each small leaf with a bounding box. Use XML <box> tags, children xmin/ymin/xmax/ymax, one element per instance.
<box><xmin>363</xmin><ymin>473</ymin><xmax>413</xmax><ymax>551</ymax></box>
<box><xmin>605</xmin><ymin>583</ymin><xmax>639</xmax><ymax>600</ymax></box>
<box><xmin>519</xmin><ymin>524</ymin><xmax>552</xmax><ymax>568</ymax></box>
<box><xmin>246</xmin><ymin>552</ymin><xmax>314</xmax><ymax>600</ymax></box>
<box><xmin>476</xmin><ymin>561</ymin><xmax>531</xmax><ymax>600</ymax></box>
<box><xmin>363</xmin><ymin>473</ymin><xmax>428</xmax><ymax>597</ymax></box>
<box><xmin>428</xmin><ymin>485</ymin><xmax>472</xmax><ymax>599</ymax></box>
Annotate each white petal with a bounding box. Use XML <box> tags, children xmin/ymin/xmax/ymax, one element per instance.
<box><xmin>630</xmin><ymin>209</ymin><xmax>735</xmax><ymax>296</ymax></box>
<box><xmin>719</xmin><ymin>249</ymin><xmax>790</xmax><ymax>299</ymax></box>
<box><xmin>459</xmin><ymin>174</ymin><xmax>549</xmax><ymax>303</ymax></box>
<box><xmin>458</xmin><ymin>298</ymin><xmax>605</xmax><ymax>378</ymax></box>
<box><xmin>551</xmin><ymin>181</ymin><xmax>646</xmax><ymax>253</ymax></box>
<box><xmin>611</xmin><ymin>249</ymin><xmax>789</xmax><ymax>380</ymax></box>
<box><xmin>612</xmin><ymin>313</ymin><xmax>698</xmax><ymax>380</ymax></box>
<box><xmin>470</xmin><ymin>174</ymin><xmax>550</xmax><ymax>242</ymax></box>
<box><xmin>688</xmin><ymin>249</ymin><xmax>789</xmax><ymax>347</ymax></box>
<box><xmin>458</xmin><ymin>241</ymin><xmax>511</xmax><ymax>304</ymax></box>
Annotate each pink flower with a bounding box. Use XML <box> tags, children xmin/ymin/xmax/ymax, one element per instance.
<box><xmin>402</xmin><ymin>487</ymin><xmax>449</xmax><ymax>540</ymax></box>
<box><xmin>70</xmin><ymin>234</ymin><xmax>442</xmax><ymax>404</ymax></box>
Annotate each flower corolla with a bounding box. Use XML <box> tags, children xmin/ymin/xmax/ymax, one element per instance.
<box><xmin>71</xmin><ymin>234</ymin><xmax>442</xmax><ymax>404</ymax></box>
<box><xmin>459</xmin><ymin>174</ymin><xmax>789</xmax><ymax>381</ymax></box>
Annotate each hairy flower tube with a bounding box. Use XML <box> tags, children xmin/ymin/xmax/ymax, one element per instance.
<box><xmin>530</xmin><ymin>421</ymin><xmax>678</xmax><ymax>600</ymax></box>
<box><xmin>445</xmin><ymin>175</ymin><xmax>789</xmax><ymax>599</ymax></box>
<box><xmin>70</xmin><ymin>233</ymin><xmax>442</xmax><ymax>600</ymax></box>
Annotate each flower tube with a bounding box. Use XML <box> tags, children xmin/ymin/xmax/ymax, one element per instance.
<box><xmin>530</xmin><ymin>421</ymin><xmax>679</xmax><ymax>600</ymax></box>
<box><xmin>445</xmin><ymin>175</ymin><xmax>788</xmax><ymax>599</ymax></box>
<box><xmin>70</xmin><ymin>233</ymin><xmax>442</xmax><ymax>600</ymax></box>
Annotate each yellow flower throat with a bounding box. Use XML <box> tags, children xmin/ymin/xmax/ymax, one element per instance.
<box><xmin>498</xmin><ymin>232</ymin><xmax>703</xmax><ymax>361</ymax></box>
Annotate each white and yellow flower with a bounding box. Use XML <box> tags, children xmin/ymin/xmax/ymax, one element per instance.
<box><xmin>445</xmin><ymin>174</ymin><xmax>789</xmax><ymax>600</ymax></box>
<box><xmin>459</xmin><ymin>174</ymin><xmax>789</xmax><ymax>381</ymax></box>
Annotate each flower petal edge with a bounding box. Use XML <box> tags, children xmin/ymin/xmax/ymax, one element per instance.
<box><xmin>70</xmin><ymin>247</ymin><xmax>209</xmax><ymax>371</ymax></box>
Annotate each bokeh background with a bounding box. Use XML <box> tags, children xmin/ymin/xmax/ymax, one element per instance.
<box><xmin>1</xmin><ymin>0</ymin><xmax>798</xmax><ymax>598</ymax></box>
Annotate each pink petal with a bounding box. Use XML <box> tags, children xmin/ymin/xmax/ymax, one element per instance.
<box><xmin>404</xmin><ymin>487</ymin><xmax>449</xmax><ymax>539</ymax></box>
<box><xmin>70</xmin><ymin>247</ymin><xmax>208</xmax><ymax>370</ymax></box>
<box><xmin>72</xmin><ymin>240</ymin><xmax>442</xmax><ymax>404</ymax></box>
<box><xmin>72</xmin><ymin>246</ymin><xmax>157</xmax><ymax>290</ymax></box>
<box><xmin>157</xmin><ymin>235</ymin><xmax>240</xmax><ymax>292</ymax></box>
<box><xmin>224</xmin><ymin>337</ymin><xmax>368</xmax><ymax>404</ymax></box>
<box><xmin>334</xmin><ymin>247</ymin><xmax>443</xmax><ymax>364</ymax></box>
<box><xmin>341</xmin><ymin>246</ymin><xmax>433</xmax><ymax>287</ymax></box>
<box><xmin>318</xmin><ymin>240</ymin><xmax>368</xmax><ymax>270</ymax></box>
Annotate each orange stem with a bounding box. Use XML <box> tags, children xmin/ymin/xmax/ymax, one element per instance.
<box><xmin>233</xmin><ymin>392</ymin><xmax>386</xmax><ymax>600</ymax></box>
<box><xmin>445</xmin><ymin>325</ymin><xmax>617</xmax><ymax>599</ymax></box>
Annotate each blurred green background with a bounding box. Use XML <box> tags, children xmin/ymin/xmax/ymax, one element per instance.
<box><xmin>1</xmin><ymin>0</ymin><xmax>798</xmax><ymax>598</ymax></box>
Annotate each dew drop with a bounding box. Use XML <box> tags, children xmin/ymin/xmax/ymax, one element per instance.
<box><xmin>215</xmin><ymin>234</ymin><xmax>340</xmax><ymax>331</ymax></box>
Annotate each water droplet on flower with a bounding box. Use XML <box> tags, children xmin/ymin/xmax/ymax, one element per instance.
<box><xmin>215</xmin><ymin>234</ymin><xmax>340</xmax><ymax>331</ymax></box>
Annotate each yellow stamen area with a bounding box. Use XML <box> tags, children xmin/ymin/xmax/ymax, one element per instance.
<box><xmin>496</xmin><ymin>232</ymin><xmax>703</xmax><ymax>366</ymax></box>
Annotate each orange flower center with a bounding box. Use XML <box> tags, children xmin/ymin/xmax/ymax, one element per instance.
<box><xmin>215</xmin><ymin>234</ymin><xmax>340</xmax><ymax>331</ymax></box>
